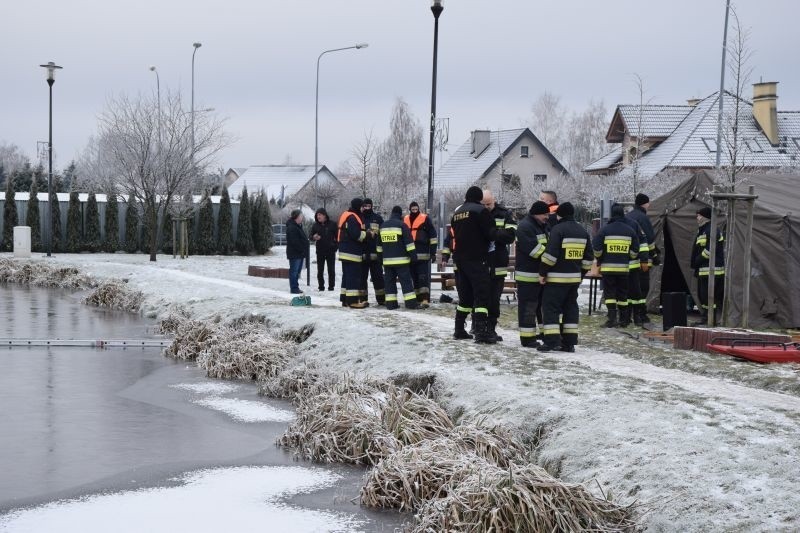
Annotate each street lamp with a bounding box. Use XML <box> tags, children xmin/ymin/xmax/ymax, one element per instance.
<box><xmin>426</xmin><ymin>0</ymin><xmax>443</xmax><ymax>214</ymax></box>
<box><xmin>191</xmin><ymin>42</ymin><xmax>202</xmax><ymax>163</ymax></box>
<box><xmin>149</xmin><ymin>66</ymin><xmax>161</xmax><ymax>147</ymax></box>
<box><xmin>314</xmin><ymin>43</ymin><xmax>368</xmax><ymax>207</ymax></box>
<box><xmin>39</xmin><ymin>61</ymin><xmax>63</xmax><ymax>258</ymax></box>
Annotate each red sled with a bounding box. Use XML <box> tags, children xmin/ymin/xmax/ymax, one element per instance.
<box><xmin>707</xmin><ymin>338</ymin><xmax>800</xmax><ymax>364</ymax></box>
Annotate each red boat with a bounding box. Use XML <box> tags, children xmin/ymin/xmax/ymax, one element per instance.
<box><xmin>707</xmin><ymin>339</ymin><xmax>800</xmax><ymax>364</ymax></box>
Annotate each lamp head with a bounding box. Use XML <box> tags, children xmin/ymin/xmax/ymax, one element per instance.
<box><xmin>431</xmin><ymin>0</ymin><xmax>443</xmax><ymax>16</ymax></box>
<box><xmin>193</xmin><ymin>42</ymin><xmax>202</xmax><ymax>49</ymax></box>
<box><xmin>39</xmin><ymin>61</ymin><xmax>63</xmax><ymax>82</ymax></box>
<box><xmin>355</xmin><ymin>43</ymin><xmax>369</xmax><ymax>49</ymax></box>
<box><xmin>149</xmin><ymin>65</ymin><xmax>157</xmax><ymax>72</ymax></box>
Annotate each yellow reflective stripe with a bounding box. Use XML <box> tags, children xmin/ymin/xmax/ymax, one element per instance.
<box><xmin>542</xmin><ymin>253</ymin><xmax>557</xmax><ymax>266</ymax></box>
<box><xmin>531</xmin><ymin>243</ymin><xmax>545</xmax><ymax>258</ymax></box>
<box><xmin>494</xmin><ymin>267</ymin><xmax>508</xmax><ymax>277</ymax></box>
<box><xmin>474</xmin><ymin>307</ymin><xmax>489</xmax><ymax>315</ymax></box>
<box><xmin>542</xmin><ymin>324</ymin><xmax>560</xmax><ymax>334</ymax></box>
<box><xmin>519</xmin><ymin>328</ymin><xmax>537</xmax><ymax>338</ymax></box>
<box><xmin>696</xmin><ymin>237</ymin><xmax>707</xmax><ymax>245</ymax></box>
<box><xmin>548</xmin><ymin>277</ymin><xmax>581</xmax><ymax>283</ymax></box>
<box><xmin>441</xmin><ymin>247</ymin><xmax>450</xmax><ymax>254</ymax></box>
<box><xmin>429</xmin><ymin>238</ymin><xmax>438</xmax><ymax>244</ymax></box>
<box><xmin>617</xmin><ymin>301</ymin><xmax>629</xmax><ymax>306</ymax></box>
<box><xmin>582</xmin><ymin>260</ymin><xmax>593</xmax><ymax>270</ymax></box>
<box><xmin>376</xmin><ymin>246</ymin><xmax>383</xmax><ymax>253</ymax></box>
<box><xmin>699</xmin><ymin>268</ymin><xmax>724</xmax><ymax>276</ymax></box>
<box><xmin>381</xmin><ymin>228</ymin><xmax>403</xmax><ymax>235</ymax></box>
<box><xmin>457</xmin><ymin>305</ymin><xmax>472</xmax><ymax>313</ymax></box>
<box><xmin>515</xmin><ymin>271</ymin><xmax>539</xmax><ymax>282</ymax></box>
<box><xmin>369</xmin><ymin>253</ymin><xmax>379</xmax><ymax>260</ymax></box>
<box><xmin>701</xmin><ymin>249</ymin><xmax>710</xmax><ymax>259</ymax></box>
<box><xmin>416</xmin><ymin>253</ymin><xmax>430</xmax><ymax>260</ymax></box>
<box><xmin>385</xmin><ymin>294</ymin><xmax>398</xmax><ymax>301</ymax></box>
<box><xmin>383</xmin><ymin>257</ymin><xmax>410</xmax><ymax>265</ymax></box>
<box><xmin>358</xmin><ymin>230</ymin><xmax>366</xmax><ymax>242</ymax></box>
<box><xmin>406</xmin><ymin>243</ymin><xmax>416</xmax><ymax>251</ymax></box>
<box><xmin>403</xmin><ymin>292</ymin><xmax>417</xmax><ymax>301</ymax></box>
<box><xmin>346</xmin><ymin>290</ymin><xmax>360</xmax><ymax>296</ymax></box>
<box><xmin>495</xmin><ymin>219</ymin><xmax>505</xmax><ymax>226</ymax></box>
<box><xmin>606</xmin><ymin>299</ymin><xmax>617</xmax><ymax>305</ymax></box>
<box><xmin>600</xmin><ymin>265</ymin><xmax>629</xmax><ymax>273</ymax></box>
<box><xmin>339</xmin><ymin>252</ymin><xmax>363</xmax><ymax>262</ymax></box>
<box><xmin>594</xmin><ymin>250</ymin><xmax>603</xmax><ymax>258</ymax></box>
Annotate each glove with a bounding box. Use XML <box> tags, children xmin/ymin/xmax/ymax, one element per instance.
<box><xmin>640</xmin><ymin>262</ymin><xmax>650</xmax><ymax>273</ymax></box>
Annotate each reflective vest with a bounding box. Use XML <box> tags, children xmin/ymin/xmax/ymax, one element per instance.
<box><xmin>337</xmin><ymin>211</ymin><xmax>366</xmax><ymax>263</ymax></box>
<box><xmin>338</xmin><ymin>211</ymin><xmax>364</xmax><ymax>241</ymax></box>
<box><xmin>403</xmin><ymin>213</ymin><xmax>429</xmax><ymax>242</ymax></box>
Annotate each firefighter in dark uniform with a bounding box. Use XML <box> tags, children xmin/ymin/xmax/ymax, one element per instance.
<box><xmin>359</xmin><ymin>198</ymin><xmax>386</xmax><ymax>306</ymax></box>
<box><xmin>537</xmin><ymin>202</ymin><xmax>593</xmax><ymax>352</ymax></box>
<box><xmin>482</xmin><ymin>189</ymin><xmax>516</xmax><ymax>342</ymax></box>
<box><xmin>515</xmin><ymin>201</ymin><xmax>550</xmax><ymax>347</ymax></box>
<box><xmin>691</xmin><ymin>206</ymin><xmax>724</xmax><ymax>325</ymax></box>
<box><xmin>593</xmin><ymin>204</ymin><xmax>639</xmax><ymax>328</ymax></box>
<box><xmin>337</xmin><ymin>198</ymin><xmax>368</xmax><ymax>309</ymax></box>
<box><xmin>378</xmin><ymin>206</ymin><xmax>419</xmax><ymax>310</ymax></box>
<box><xmin>404</xmin><ymin>201</ymin><xmax>438</xmax><ymax>307</ymax></box>
<box><xmin>620</xmin><ymin>214</ymin><xmax>650</xmax><ymax>328</ymax></box>
<box><xmin>626</xmin><ymin>193</ymin><xmax>658</xmax><ymax>324</ymax></box>
<box><xmin>450</xmin><ymin>186</ymin><xmax>497</xmax><ymax>343</ymax></box>
<box><xmin>539</xmin><ymin>190</ymin><xmax>559</xmax><ymax>232</ymax></box>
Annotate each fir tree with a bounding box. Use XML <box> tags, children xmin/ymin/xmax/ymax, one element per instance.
<box><xmin>2</xmin><ymin>174</ymin><xmax>18</xmax><ymax>251</ymax></box>
<box><xmin>160</xmin><ymin>211</ymin><xmax>174</xmax><ymax>255</ymax></box>
<box><xmin>65</xmin><ymin>190</ymin><xmax>83</xmax><ymax>252</ymax></box>
<box><xmin>104</xmin><ymin>192</ymin><xmax>119</xmax><ymax>252</ymax></box>
<box><xmin>124</xmin><ymin>194</ymin><xmax>139</xmax><ymax>253</ymax></box>
<box><xmin>84</xmin><ymin>192</ymin><xmax>101</xmax><ymax>252</ymax></box>
<box><xmin>251</xmin><ymin>192</ymin><xmax>261</xmax><ymax>254</ymax></box>
<box><xmin>235</xmin><ymin>185</ymin><xmax>253</xmax><ymax>255</ymax></box>
<box><xmin>217</xmin><ymin>185</ymin><xmax>234</xmax><ymax>255</ymax></box>
<box><xmin>49</xmin><ymin>178</ymin><xmax>62</xmax><ymax>252</ymax></box>
<box><xmin>197</xmin><ymin>192</ymin><xmax>215</xmax><ymax>255</ymax></box>
<box><xmin>141</xmin><ymin>201</ymin><xmax>156</xmax><ymax>255</ymax></box>
<box><xmin>26</xmin><ymin>178</ymin><xmax>42</xmax><ymax>252</ymax></box>
<box><xmin>257</xmin><ymin>191</ymin><xmax>274</xmax><ymax>252</ymax></box>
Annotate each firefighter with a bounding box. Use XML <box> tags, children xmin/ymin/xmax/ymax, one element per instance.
<box><xmin>359</xmin><ymin>198</ymin><xmax>386</xmax><ymax>305</ymax></box>
<box><xmin>337</xmin><ymin>198</ymin><xmax>368</xmax><ymax>309</ymax></box>
<box><xmin>515</xmin><ymin>201</ymin><xmax>550</xmax><ymax>347</ymax></box>
<box><xmin>404</xmin><ymin>201</ymin><xmax>438</xmax><ymax>307</ymax></box>
<box><xmin>539</xmin><ymin>190</ymin><xmax>559</xmax><ymax>231</ymax></box>
<box><xmin>593</xmin><ymin>204</ymin><xmax>639</xmax><ymax>328</ymax></box>
<box><xmin>626</xmin><ymin>193</ymin><xmax>658</xmax><ymax>324</ymax></box>
<box><xmin>537</xmin><ymin>202</ymin><xmax>593</xmax><ymax>352</ymax></box>
<box><xmin>378</xmin><ymin>206</ymin><xmax>420</xmax><ymax>310</ymax></box>
<box><xmin>482</xmin><ymin>189</ymin><xmax>516</xmax><ymax>342</ymax></box>
<box><xmin>620</xmin><ymin>215</ymin><xmax>650</xmax><ymax>328</ymax></box>
<box><xmin>450</xmin><ymin>186</ymin><xmax>497</xmax><ymax>343</ymax></box>
<box><xmin>691</xmin><ymin>206</ymin><xmax>724</xmax><ymax>325</ymax></box>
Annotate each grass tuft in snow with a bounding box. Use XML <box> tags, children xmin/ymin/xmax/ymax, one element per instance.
<box><xmin>197</xmin><ymin>322</ymin><xmax>295</xmax><ymax>381</ymax></box>
<box><xmin>0</xmin><ymin>258</ymin><xmax>96</xmax><ymax>289</ymax></box>
<box><xmin>82</xmin><ymin>280</ymin><xmax>144</xmax><ymax>312</ymax></box>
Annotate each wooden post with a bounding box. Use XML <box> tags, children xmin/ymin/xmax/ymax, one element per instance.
<box><xmin>741</xmin><ymin>185</ymin><xmax>756</xmax><ymax>328</ymax></box>
<box><xmin>721</xmin><ymin>199</ymin><xmax>736</xmax><ymax>326</ymax></box>
<box><xmin>707</xmin><ymin>190</ymin><xmax>719</xmax><ymax>326</ymax></box>
<box><xmin>172</xmin><ymin>218</ymin><xmax>177</xmax><ymax>259</ymax></box>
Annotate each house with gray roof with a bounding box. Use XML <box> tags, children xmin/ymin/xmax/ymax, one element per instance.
<box><xmin>585</xmin><ymin>82</ymin><xmax>800</xmax><ymax>177</ymax></box>
<box><xmin>434</xmin><ymin>128</ymin><xmax>568</xmax><ymax>198</ymax></box>
<box><xmin>226</xmin><ymin>165</ymin><xmax>342</xmax><ymax>208</ymax></box>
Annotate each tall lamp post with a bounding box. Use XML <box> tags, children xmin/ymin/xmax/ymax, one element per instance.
<box><xmin>39</xmin><ymin>61</ymin><xmax>63</xmax><ymax>258</ymax></box>
<box><xmin>426</xmin><ymin>0</ymin><xmax>443</xmax><ymax>214</ymax></box>
<box><xmin>314</xmin><ymin>43</ymin><xmax>368</xmax><ymax>207</ymax></box>
<box><xmin>191</xmin><ymin>42</ymin><xmax>202</xmax><ymax>166</ymax></box>
<box><xmin>149</xmin><ymin>66</ymin><xmax>161</xmax><ymax>147</ymax></box>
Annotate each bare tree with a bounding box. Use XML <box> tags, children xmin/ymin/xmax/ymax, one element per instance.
<box><xmin>95</xmin><ymin>89</ymin><xmax>229</xmax><ymax>261</ymax></box>
<box><xmin>375</xmin><ymin>98</ymin><xmax>426</xmax><ymax>210</ymax></box>
<box><xmin>563</xmin><ymin>99</ymin><xmax>609</xmax><ymax>178</ymax></box>
<box><xmin>529</xmin><ymin>92</ymin><xmax>567</xmax><ymax>159</ymax></box>
<box><xmin>350</xmin><ymin>129</ymin><xmax>378</xmax><ymax>198</ymax></box>
<box><xmin>0</xmin><ymin>142</ymin><xmax>30</xmax><ymax>177</ymax></box>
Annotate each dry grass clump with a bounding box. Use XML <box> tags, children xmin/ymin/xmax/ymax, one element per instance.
<box><xmin>448</xmin><ymin>422</ymin><xmax>528</xmax><ymax>468</ymax></box>
<box><xmin>197</xmin><ymin>322</ymin><xmax>294</xmax><ymax>381</ymax></box>
<box><xmin>0</xmin><ymin>259</ymin><xmax>95</xmax><ymax>290</ymax></box>
<box><xmin>383</xmin><ymin>386</ymin><xmax>454</xmax><ymax>446</ymax></box>
<box><xmin>259</xmin><ymin>361</ymin><xmax>331</xmax><ymax>400</ymax></box>
<box><xmin>157</xmin><ymin>309</ymin><xmax>191</xmax><ymax>334</ymax></box>
<box><xmin>389</xmin><ymin>372</ymin><xmax>437</xmax><ymax>397</ymax></box>
<box><xmin>82</xmin><ymin>280</ymin><xmax>144</xmax><ymax>312</ymax></box>
<box><xmin>163</xmin><ymin>318</ymin><xmax>218</xmax><ymax>361</ymax></box>
<box><xmin>411</xmin><ymin>464</ymin><xmax>637</xmax><ymax>533</ymax></box>
<box><xmin>278</xmin><ymin>324</ymin><xmax>315</xmax><ymax>344</ymax></box>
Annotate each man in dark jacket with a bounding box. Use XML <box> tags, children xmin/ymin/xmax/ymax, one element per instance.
<box><xmin>691</xmin><ymin>206</ymin><xmax>724</xmax><ymax>325</ymax></box>
<box><xmin>593</xmin><ymin>204</ymin><xmax>639</xmax><ymax>328</ymax></box>
<box><xmin>359</xmin><ymin>198</ymin><xmax>386</xmax><ymax>305</ymax></box>
<box><xmin>337</xmin><ymin>198</ymin><xmax>368</xmax><ymax>309</ymax></box>
<box><xmin>378</xmin><ymin>206</ymin><xmax>419</xmax><ymax>310</ymax></box>
<box><xmin>515</xmin><ymin>201</ymin><xmax>549</xmax><ymax>347</ymax></box>
<box><xmin>539</xmin><ymin>190</ymin><xmax>559</xmax><ymax>232</ymax></box>
<box><xmin>450</xmin><ymin>186</ymin><xmax>497</xmax><ymax>343</ymax></box>
<box><xmin>626</xmin><ymin>193</ymin><xmax>657</xmax><ymax>324</ymax></box>
<box><xmin>310</xmin><ymin>207</ymin><xmax>337</xmax><ymax>291</ymax></box>
<box><xmin>285</xmin><ymin>209</ymin><xmax>308</xmax><ymax>294</ymax></box>
<box><xmin>538</xmin><ymin>202</ymin><xmax>593</xmax><ymax>352</ymax></box>
<box><xmin>482</xmin><ymin>189</ymin><xmax>516</xmax><ymax>342</ymax></box>
<box><xmin>404</xmin><ymin>201</ymin><xmax>438</xmax><ymax>307</ymax></box>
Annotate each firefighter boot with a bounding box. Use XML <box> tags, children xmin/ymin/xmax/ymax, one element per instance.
<box><xmin>603</xmin><ymin>307</ymin><xmax>618</xmax><ymax>328</ymax></box>
<box><xmin>474</xmin><ymin>315</ymin><xmax>497</xmax><ymax>345</ymax></box>
<box><xmin>405</xmin><ymin>300</ymin><xmax>420</xmax><ymax>310</ymax></box>
<box><xmin>618</xmin><ymin>306</ymin><xmax>631</xmax><ymax>328</ymax></box>
<box><xmin>488</xmin><ymin>317</ymin><xmax>503</xmax><ymax>342</ymax></box>
<box><xmin>633</xmin><ymin>304</ymin><xmax>644</xmax><ymax>327</ymax></box>
<box><xmin>638</xmin><ymin>304</ymin><xmax>652</xmax><ymax>325</ymax></box>
<box><xmin>385</xmin><ymin>300</ymin><xmax>399</xmax><ymax>310</ymax></box>
<box><xmin>454</xmin><ymin>312</ymin><xmax>473</xmax><ymax>340</ymax></box>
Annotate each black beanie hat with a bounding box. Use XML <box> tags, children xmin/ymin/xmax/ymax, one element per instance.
<box><xmin>530</xmin><ymin>201</ymin><xmax>549</xmax><ymax>215</ymax></box>
<box><xmin>409</xmin><ymin>201</ymin><xmax>419</xmax><ymax>209</ymax></box>
<box><xmin>363</xmin><ymin>198</ymin><xmax>374</xmax><ymax>207</ymax></box>
<box><xmin>610</xmin><ymin>203</ymin><xmax>625</xmax><ymax>219</ymax></box>
<box><xmin>635</xmin><ymin>193</ymin><xmax>650</xmax><ymax>206</ymax></box>
<box><xmin>391</xmin><ymin>205</ymin><xmax>403</xmax><ymax>216</ymax></box>
<box><xmin>350</xmin><ymin>197</ymin><xmax>363</xmax><ymax>211</ymax></box>
<box><xmin>556</xmin><ymin>202</ymin><xmax>575</xmax><ymax>218</ymax></box>
<box><xmin>465</xmin><ymin>186</ymin><xmax>483</xmax><ymax>203</ymax></box>
<box><xmin>697</xmin><ymin>206</ymin><xmax>712</xmax><ymax>219</ymax></box>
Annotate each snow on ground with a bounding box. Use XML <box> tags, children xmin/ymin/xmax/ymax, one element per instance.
<box><xmin>18</xmin><ymin>250</ymin><xmax>800</xmax><ymax>532</ymax></box>
<box><xmin>170</xmin><ymin>382</ymin><xmax>241</xmax><ymax>395</ymax></box>
<box><xmin>0</xmin><ymin>466</ymin><xmax>362</xmax><ymax>533</ymax></box>
<box><xmin>191</xmin><ymin>396</ymin><xmax>296</xmax><ymax>423</ymax></box>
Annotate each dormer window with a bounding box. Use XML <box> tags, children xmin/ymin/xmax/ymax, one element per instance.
<box><xmin>702</xmin><ymin>138</ymin><xmax>718</xmax><ymax>152</ymax></box>
<box><xmin>745</xmin><ymin>138</ymin><xmax>764</xmax><ymax>153</ymax></box>
<box><xmin>520</xmin><ymin>145</ymin><xmax>529</xmax><ymax>158</ymax></box>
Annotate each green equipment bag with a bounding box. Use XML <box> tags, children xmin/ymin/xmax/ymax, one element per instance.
<box><xmin>290</xmin><ymin>295</ymin><xmax>311</xmax><ymax>306</ymax></box>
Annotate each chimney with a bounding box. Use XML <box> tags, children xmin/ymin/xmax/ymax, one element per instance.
<box><xmin>471</xmin><ymin>130</ymin><xmax>491</xmax><ymax>157</ymax></box>
<box><xmin>687</xmin><ymin>98</ymin><xmax>701</xmax><ymax>107</ymax></box>
<box><xmin>752</xmin><ymin>81</ymin><xmax>779</xmax><ymax>145</ymax></box>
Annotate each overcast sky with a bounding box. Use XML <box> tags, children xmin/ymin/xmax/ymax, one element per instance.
<box><xmin>2</xmin><ymin>0</ymin><xmax>798</xmax><ymax>174</ymax></box>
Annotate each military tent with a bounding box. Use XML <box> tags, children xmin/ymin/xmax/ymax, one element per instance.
<box><xmin>646</xmin><ymin>170</ymin><xmax>800</xmax><ymax>329</ymax></box>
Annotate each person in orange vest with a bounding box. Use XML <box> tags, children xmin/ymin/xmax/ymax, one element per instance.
<box><xmin>337</xmin><ymin>198</ymin><xmax>368</xmax><ymax>309</ymax></box>
<box><xmin>359</xmin><ymin>198</ymin><xmax>386</xmax><ymax>305</ymax></box>
<box><xmin>539</xmin><ymin>190</ymin><xmax>559</xmax><ymax>232</ymax></box>
<box><xmin>404</xmin><ymin>201</ymin><xmax>438</xmax><ymax>307</ymax></box>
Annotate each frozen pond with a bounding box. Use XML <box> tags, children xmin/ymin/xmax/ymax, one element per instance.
<box><xmin>0</xmin><ymin>284</ymin><xmax>402</xmax><ymax>532</ymax></box>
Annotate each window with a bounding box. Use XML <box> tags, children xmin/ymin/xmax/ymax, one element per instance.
<box><xmin>502</xmin><ymin>173</ymin><xmax>521</xmax><ymax>190</ymax></box>
<box><xmin>702</xmin><ymin>138</ymin><xmax>718</xmax><ymax>152</ymax></box>
<box><xmin>533</xmin><ymin>174</ymin><xmax>547</xmax><ymax>183</ymax></box>
<box><xmin>793</xmin><ymin>138</ymin><xmax>800</xmax><ymax>150</ymax></box>
<box><xmin>745</xmin><ymin>138</ymin><xmax>764</xmax><ymax>152</ymax></box>
<box><xmin>520</xmin><ymin>145</ymin><xmax>529</xmax><ymax>158</ymax></box>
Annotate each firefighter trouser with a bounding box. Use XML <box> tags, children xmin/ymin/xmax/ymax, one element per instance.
<box><xmin>410</xmin><ymin>260</ymin><xmax>430</xmax><ymax>301</ymax></box>
<box><xmin>488</xmin><ymin>273</ymin><xmax>506</xmax><ymax>323</ymax></box>
<box><xmin>626</xmin><ymin>267</ymin><xmax>643</xmax><ymax>307</ymax></box>
<box><xmin>454</xmin><ymin>259</ymin><xmax>491</xmax><ymax>322</ymax></box>
<box><xmin>316</xmin><ymin>249</ymin><xmax>335</xmax><ymax>290</ymax></box>
<box><xmin>384</xmin><ymin>264</ymin><xmax>417</xmax><ymax>307</ymax></box>
<box><xmin>697</xmin><ymin>274</ymin><xmax>724</xmax><ymax>310</ymax></box>
<box><xmin>340</xmin><ymin>261</ymin><xmax>362</xmax><ymax>306</ymax></box>
<box><xmin>602</xmin><ymin>274</ymin><xmax>629</xmax><ymax>314</ymax></box>
<box><xmin>638</xmin><ymin>269</ymin><xmax>650</xmax><ymax>306</ymax></box>
<box><xmin>360</xmin><ymin>258</ymin><xmax>385</xmax><ymax>304</ymax></box>
<box><xmin>541</xmin><ymin>283</ymin><xmax>580</xmax><ymax>349</ymax></box>
<box><xmin>517</xmin><ymin>281</ymin><xmax>542</xmax><ymax>342</ymax></box>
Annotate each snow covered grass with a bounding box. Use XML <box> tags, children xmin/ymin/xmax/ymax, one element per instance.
<box><xmin>10</xmin><ymin>251</ymin><xmax>800</xmax><ymax>532</ymax></box>
<box><xmin>0</xmin><ymin>258</ymin><xmax>95</xmax><ymax>289</ymax></box>
<box><xmin>82</xmin><ymin>280</ymin><xmax>144</xmax><ymax>312</ymax></box>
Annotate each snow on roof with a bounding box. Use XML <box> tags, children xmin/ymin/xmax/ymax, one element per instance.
<box><xmin>227</xmin><ymin>165</ymin><xmax>334</xmax><ymax>201</ymax></box>
<box><xmin>584</xmin><ymin>145</ymin><xmax>623</xmax><ymax>172</ymax></box>
<box><xmin>618</xmin><ymin>92</ymin><xmax>800</xmax><ymax>178</ymax></box>
<box><xmin>613</xmin><ymin>105</ymin><xmax>692</xmax><ymax>140</ymax></box>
